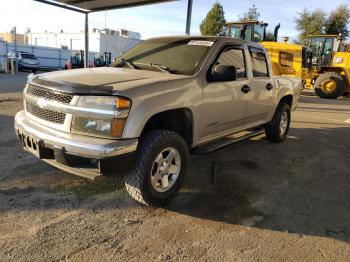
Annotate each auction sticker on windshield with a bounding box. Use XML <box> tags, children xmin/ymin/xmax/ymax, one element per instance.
<box><xmin>188</xmin><ymin>40</ymin><xmax>214</xmax><ymax>47</ymax></box>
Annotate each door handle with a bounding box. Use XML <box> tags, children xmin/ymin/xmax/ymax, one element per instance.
<box><xmin>266</xmin><ymin>83</ymin><xmax>273</xmax><ymax>90</ymax></box>
<box><xmin>241</xmin><ymin>85</ymin><xmax>251</xmax><ymax>93</ymax></box>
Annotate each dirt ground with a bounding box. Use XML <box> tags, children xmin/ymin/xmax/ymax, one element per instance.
<box><xmin>1</xmin><ymin>72</ymin><xmax>350</xmax><ymax>261</ymax></box>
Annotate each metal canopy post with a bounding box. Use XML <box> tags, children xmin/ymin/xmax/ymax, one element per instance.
<box><xmin>32</xmin><ymin>1</ymin><xmax>183</xmax><ymax>68</ymax></box>
<box><xmin>84</xmin><ymin>13</ymin><xmax>89</xmax><ymax>68</ymax></box>
<box><xmin>185</xmin><ymin>0</ymin><xmax>193</xmax><ymax>35</ymax></box>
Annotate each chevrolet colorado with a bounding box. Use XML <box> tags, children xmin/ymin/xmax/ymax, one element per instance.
<box><xmin>14</xmin><ymin>36</ymin><xmax>302</xmax><ymax>205</ymax></box>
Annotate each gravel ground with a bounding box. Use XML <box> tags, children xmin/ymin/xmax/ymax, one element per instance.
<box><xmin>0</xmin><ymin>72</ymin><xmax>350</xmax><ymax>261</ymax></box>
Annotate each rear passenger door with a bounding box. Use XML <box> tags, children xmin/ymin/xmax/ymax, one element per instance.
<box><xmin>200</xmin><ymin>44</ymin><xmax>249</xmax><ymax>141</ymax></box>
<box><xmin>244</xmin><ymin>47</ymin><xmax>274</xmax><ymax>126</ymax></box>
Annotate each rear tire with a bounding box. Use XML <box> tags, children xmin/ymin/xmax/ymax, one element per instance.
<box><xmin>314</xmin><ymin>72</ymin><xmax>345</xmax><ymax>99</ymax></box>
<box><xmin>265</xmin><ymin>103</ymin><xmax>291</xmax><ymax>143</ymax></box>
<box><xmin>124</xmin><ymin>130</ymin><xmax>188</xmax><ymax>206</ymax></box>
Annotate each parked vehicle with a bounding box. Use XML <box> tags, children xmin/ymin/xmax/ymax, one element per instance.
<box><xmin>94</xmin><ymin>52</ymin><xmax>112</xmax><ymax>67</ymax></box>
<box><xmin>64</xmin><ymin>50</ymin><xmax>93</xmax><ymax>69</ymax></box>
<box><xmin>64</xmin><ymin>50</ymin><xmax>84</xmax><ymax>70</ymax></box>
<box><xmin>303</xmin><ymin>34</ymin><xmax>350</xmax><ymax>99</ymax></box>
<box><xmin>8</xmin><ymin>51</ymin><xmax>40</xmax><ymax>73</ymax></box>
<box><xmin>15</xmin><ymin>36</ymin><xmax>302</xmax><ymax>206</ymax></box>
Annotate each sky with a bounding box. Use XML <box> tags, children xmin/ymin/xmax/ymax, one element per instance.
<box><xmin>0</xmin><ymin>0</ymin><xmax>349</xmax><ymax>41</ymax></box>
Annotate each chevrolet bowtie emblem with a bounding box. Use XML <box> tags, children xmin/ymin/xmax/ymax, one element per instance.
<box><xmin>36</xmin><ymin>98</ymin><xmax>48</xmax><ymax>109</ymax></box>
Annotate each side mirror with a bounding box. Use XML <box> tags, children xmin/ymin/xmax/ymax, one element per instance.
<box><xmin>211</xmin><ymin>64</ymin><xmax>237</xmax><ymax>82</ymax></box>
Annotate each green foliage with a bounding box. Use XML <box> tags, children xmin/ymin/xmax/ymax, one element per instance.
<box><xmin>200</xmin><ymin>2</ymin><xmax>226</xmax><ymax>36</ymax></box>
<box><xmin>239</xmin><ymin>4</ymin><xmax>260</xmax><ymax>22</ymax></box>
<box><xmin>295</xmin><ymin>8</ymin><xmax>327</xmax><ymax>44</ymax></box>
<box><xmin>295</xmin><ymin>5</ymin><xmax>350</xmax><ymax>42</ymax></box>
<box><xmin>265</xmin><ymin>31</ymin><xmax>275</xmax><ymax>41</ymax></box>
<box><xmin>325</xmin><ymin>5</ymin><xmax>350</xmax><ymax>38</ymax></box>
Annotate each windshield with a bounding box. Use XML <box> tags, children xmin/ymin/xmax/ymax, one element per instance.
<box><xmin>111</xmin><ymin>38</ymin><xmax>215</xmax><ymax>75</ymax></box>
<box><xmin>225</xmin><ymin>24</ymin><xmax>263</xmax><ymax>42</ymax></box>
<box><xmin>253</xmin><ymin>25</ymin><xmax>265</xmax><ymax>42</ymax></box>
<box><xmin>226</xmin><ymin>24</ymin><xmax>244</xmax><ymax>39</ymax></box>
<box><xmin>308</xmin><ymin>37</ymin><xmax>335</xmax><ymax>63</ymax></box>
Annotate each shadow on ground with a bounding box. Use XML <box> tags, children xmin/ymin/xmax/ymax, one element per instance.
<box><xmin>1</xmin><ymin>105</ymin><xmax>350</xmax><ymax>244</ymax></box>
<box><xmin>166</xmin><ymin>124</ymin><xmax>350</xmax><ymax>243</ymax></box>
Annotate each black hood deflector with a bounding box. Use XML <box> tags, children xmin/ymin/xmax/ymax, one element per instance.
<box><xmin>30</xmin><ymin>76</ymin><xmax>114</xmax><ymax>95</ymax></box>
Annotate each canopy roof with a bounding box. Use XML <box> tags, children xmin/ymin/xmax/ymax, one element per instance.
<box><xmin>33</xmin><ymin>0</ymin><xmax>192</xmax><ymax>68</ymax></box>
<box><xmin>34</xmin><ymin>0</ymin><xmax>176</xmax><ymax>13</ymax></box>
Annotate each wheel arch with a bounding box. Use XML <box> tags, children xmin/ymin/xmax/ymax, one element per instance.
<box><xmin>278</xmin><ymin>94</ymin><xmax>293</xmax><ymax>108</ymax></box>
<box><xmin>140</xmin><ymin>108</ymin><xmax>194</xmax><ymax>147</ymax></box>
<box><xmin>267</xmin><ymin>94</ymin><xmax>294</xmax><ymax>123</ymax></box>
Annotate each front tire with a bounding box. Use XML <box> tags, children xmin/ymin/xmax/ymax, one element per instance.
<box><xmin>124</xmin><ymin>130</ymin><xmax>188</xmax><ymax>206</ymax></box>
<box><xmin>265</xmin><ymin>103</ymin><xmax>291</xmax><ymax>143</ymax></box>
<box><xmin>314</xmin><ymin>72</ymin><xmax>345</xmax><ymax>99</ymax></box>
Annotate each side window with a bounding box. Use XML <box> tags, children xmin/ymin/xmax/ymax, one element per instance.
<box><xmin>279</xmin><ymin>51</ymin><xmax>293</xmax><ymax>67</ymax></box>
<box><xmin>244</xmin><ymin>25</ymin><xmax>253</xmax><ymax>41</ymax></box>
<box><xmin>253</xmin><ymin>25</ymin><xmax>265</xmax><ymax>42</ymax></box>
<box><xmin>249</xmin><ymin>47</ymin><xmax>269</xmax><ymax>77</ymax></box>
<box><xmin>215</xmin><ymin>47</ymin><xmax>246</xmax><ymax>79</ymax></box>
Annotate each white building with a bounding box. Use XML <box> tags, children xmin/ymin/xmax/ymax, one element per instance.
<box><xmin>26</xmin><ymin>28</ymin><xmax>142</xmax><ymax>59</ymax></box>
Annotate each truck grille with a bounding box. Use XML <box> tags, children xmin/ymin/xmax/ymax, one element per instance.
<box><xmin>26</xmin><ymin>103</ymin><xmax>66</xmax><ymax>124</ymax></box>
<box><xmin>27</xmin><ymin>84</ymin><xmax>73</xmax><ymax>104</ymax></box>
<box><xmin>25</xmin><ymin>84</ymin><xmax>73</xmax><ymax>124</ymax></box>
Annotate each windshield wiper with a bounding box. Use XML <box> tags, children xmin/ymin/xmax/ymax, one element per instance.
<box><xmin>148</xmin><ymin>63</ymin><xmax>171</xmax><ymax>73</ymax></box>
<box><xmin>115</xmin><ymin>58</ymin><xmax>138</xmax><ymax>69</ymax></box>
<box><xmin>116</xmin><ymin>59</ymin><xmax>178</xmax><ymax>74</ymax></box>
<box><xmin>136</xmin><ymin>62</ymin><xmax>178</xmax><ymax>74</ymax></box>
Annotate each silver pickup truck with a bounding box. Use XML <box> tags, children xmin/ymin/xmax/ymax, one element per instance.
<box><xmin>15</xmin><ymin>36</ymin><xmax>302</xmax><ymax>206</ymax></box>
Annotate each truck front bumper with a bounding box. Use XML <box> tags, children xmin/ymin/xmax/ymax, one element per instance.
<box><xmin>14</xmin><ymin>110</ymin><xmax>138</xmax><ymax>179</ymax></box>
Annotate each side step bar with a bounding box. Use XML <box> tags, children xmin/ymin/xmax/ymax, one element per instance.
<box><xmin>191</xmin><ymin>128</ymin><xmax>265</xmax><ymax>155</ymax></box>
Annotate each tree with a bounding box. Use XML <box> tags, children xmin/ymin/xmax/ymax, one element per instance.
<box><xmin>295</xmin><ymin>8</ymin><xmax>327</xmax><ymax>43</ymax></box>
<box><xmin>239</xmin><ymin>4</ymin><xmax>260</xmax><ymax>22</ymax></box>
<box><xmin>200</xmin><ymin>2</ymin><xmax>226</xmax><ymax>36</ymax></box>
<box><xmin>265</xmin><ymin>31</ymin><xmax>275</xmax><ymax>41</ymax></box>
<box><xmin>325</xmin><ymin>5</ymin><xmax>350</xmax><ymax>38</ymax></box>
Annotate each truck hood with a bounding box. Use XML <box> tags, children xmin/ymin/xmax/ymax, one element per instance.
<box><xmin>30</xmin><ymin>67</ymin><xmax>187</xmax><ymax>94</ymax></box>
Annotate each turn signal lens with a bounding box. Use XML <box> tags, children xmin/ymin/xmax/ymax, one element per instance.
<box><xmin>111</xmin><ymin>118</ymin><xmax>127</xmax><ymax>137</ymax></box>
<box><xmin>116</xmin><ymin>97</ymin><xmax>131</xmax><ymax>110</ymax></box>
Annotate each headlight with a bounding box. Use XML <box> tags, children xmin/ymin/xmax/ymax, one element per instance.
<box><xmin>75</xmin><ymin>96</ymin><xmax>131</xmax><ymax>111</ymax></box>
<box><xmin>71</xmin><ymin>96</ymin><xmax>131</xmax><ymax>139</ymax></box>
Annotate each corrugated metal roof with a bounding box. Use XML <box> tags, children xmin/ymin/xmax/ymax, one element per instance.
<box><xmin>34</xmin><ymin>0</ymin><xmax>176</xmax><ymax>13</ymax></box>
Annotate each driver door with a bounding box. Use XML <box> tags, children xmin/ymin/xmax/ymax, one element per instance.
<box><xmin>199</xmin><ymin>44</ymin><xmax>249</xmax><ymax>142</ymax></box>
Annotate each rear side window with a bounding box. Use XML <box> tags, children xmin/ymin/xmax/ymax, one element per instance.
<box><xmin>249</xmin><ymin>47</ymin><xmax>269</xmax><ymax>77</ymax></box>
<box><xmin>215</xmin><ymin>47</ymin><xmax>246</xmax><ymax>79</ymax></box>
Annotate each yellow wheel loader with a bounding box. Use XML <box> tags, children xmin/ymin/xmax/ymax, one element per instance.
<box><xmin>304</xmin><ymin>35</ymin><xmax>350</xmax><ymax>99</ymax></box>
<box><xmin>222</xmin><ymin>21</ymin><xmax>312</xmax><ymax>79</ymax></box>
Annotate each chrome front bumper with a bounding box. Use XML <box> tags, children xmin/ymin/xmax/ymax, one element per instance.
<box><xmin>14</xmin><ymin>110</ymin><xmax>138</xmax><ymax>159</ymax></box>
